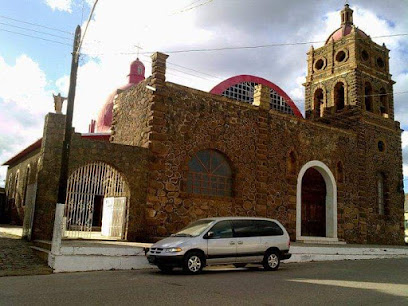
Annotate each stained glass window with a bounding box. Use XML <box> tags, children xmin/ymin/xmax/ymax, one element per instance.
<box><xmin>186</xmin><ymin>150</ymin><xmax>232</xmax><ymax>197</ymax></box>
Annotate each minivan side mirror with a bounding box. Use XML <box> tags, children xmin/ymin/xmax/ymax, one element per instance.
<box><xmin>205</xmin><ymin>231</ymin><xmax>214</xmax><ymax>239</ymax></box>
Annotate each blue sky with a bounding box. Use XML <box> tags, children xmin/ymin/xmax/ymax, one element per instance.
<box><xmin>0</xmin><ymin>0</ymin><xmax>407</xmax><ymax>190</ymax></box>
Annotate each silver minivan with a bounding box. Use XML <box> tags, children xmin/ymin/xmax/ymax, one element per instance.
<box><xmin>147</xmin><ymin>217</ymin><xmax>291</xmax><ymax>274</ymax></box>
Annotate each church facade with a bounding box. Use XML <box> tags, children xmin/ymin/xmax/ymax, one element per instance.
<box><xmin>3</xmin><ymin>5</ymin><xmax>405</xmax><ymax>244</ymax></box>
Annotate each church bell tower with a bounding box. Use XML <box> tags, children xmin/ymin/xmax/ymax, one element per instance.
<box><xmin>304</xmin><ymin>4</ymin><xmax>395</xmax><ymax>121</ymax></box>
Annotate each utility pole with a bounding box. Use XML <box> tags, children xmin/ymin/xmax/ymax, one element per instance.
<box><xmin>57</xmin><ymin>25</ymin><xmax>81</xmax><ymax>204</ymax></box>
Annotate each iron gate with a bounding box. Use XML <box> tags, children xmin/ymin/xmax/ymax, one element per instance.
<box><xmin>64</xmin><ymin>162</ymin><xmax>129</xmax><ymax>239</ymax></box>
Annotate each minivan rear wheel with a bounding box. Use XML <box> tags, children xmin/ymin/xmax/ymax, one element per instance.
<box><xmin>263</xmin><ymin>250</ymin><xmax>280</xmax><ymax>271</ymax></box>
<box><xmin>183</xmin><ymin>251</ymin><xmax>204</xmax><ymax>274</ymax></box>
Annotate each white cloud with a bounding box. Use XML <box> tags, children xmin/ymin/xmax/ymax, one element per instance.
<box><xmin>0</xmin><ymin>55</ymin><xmax>51</xmax><ymax>115</ymax></box>
<box><xmin>402</xmin><ymin>132</ymin><xmax>408</xmax><ymax>180</ymax></box>
<box><xmin>0</xmin><ymin>54</ymin><xmax>52</xmax><ymax>187</ymax></box>
<box><xmin>45</xmin><ymin>0</ymin><xmax>73</xmax><ymax>13</ymax></box>
<box><xmin>403</xmin><ymin>132</ymin><xmax>408</xmax><ymax>149</ymax></box>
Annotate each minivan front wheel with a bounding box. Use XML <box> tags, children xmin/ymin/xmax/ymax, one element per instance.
<box><xmin>263</xmin><ymin>250</ymin><xmax>280</xmax><ymax>271</ymax></box>
<box><xmin>183</xmin><ymin>251</ymin><xmax>204</xmax><ymax>274</ymax></box>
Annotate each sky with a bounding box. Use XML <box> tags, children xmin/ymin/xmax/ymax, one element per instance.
<box><xmin>0</xmin><ymin>0</ymin><xmax>407</xmax><ymax>189</ymax></box>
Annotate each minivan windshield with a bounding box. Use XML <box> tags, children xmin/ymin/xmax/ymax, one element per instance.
<box><xmin>172</xmin><ymin>219</ymin><xmax>215</xmax><ymax>237</ymax></box>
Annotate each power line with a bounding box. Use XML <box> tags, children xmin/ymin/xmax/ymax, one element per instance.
<box><xmin>0</xmin><ymin>28</ymin><xmax>72</xmax><ymax>47</ymax></box>
<box><xmin>168</xmin><ymin>60</ymin><xmax>224</xmax><ymax>80</ymax></box>
<box><xmin>0</xmin><ymin>14</ymin><xmax>73</xmax><ymax>34</ymax></box>
<box><xmin>137</xmin><ymin>33</ymin><xmax>408</xmax><ymax>54</ymax></box>
<box><xmin>0</xmin><ymin>21</ymin><xmax>73</xmax><ymax>41</ymax></box>
<box><xmin>138</xmin><ymin>54</ymin><xmax>222</xmax><ymax>81</ymax></box>
<box><xmin>80</xmin><ymin>33</ymin><xmax>408</xmax><ymax>57</ymax></box>
<box><xmin>171</xmin><ymin>0</ymin><xmax>214</xmax><ymax>15</ymax></box>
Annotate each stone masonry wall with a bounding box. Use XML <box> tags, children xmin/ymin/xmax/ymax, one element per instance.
<box><xmin>4</xmin><ymin>149</ymin><xmax>41</xmax><ymax>225</ymax></box>
<box><xmin>32</xmin><ymin>113</ymin><xmax>149</xmax><ymax>241</ymax></box>
<box><xmin>116</xmin><ymin>81</ymin><xmax>364</xmax><ymax>242</ymax></box>
<box><xmin>359</xmin><ymin>117</ymin><xmax>404</xmax><ymax>244</ymax></box>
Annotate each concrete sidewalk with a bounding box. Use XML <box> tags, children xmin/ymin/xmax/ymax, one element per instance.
<box><xmin>288</xmin><ymin>242</ymin><xmax>408</xmax><ymax>263</ymax></box>
<box><xmin>0</xmin><ymin>224</ymin><xmax>23</xmax><ymax>237</ymax></box>
<box><xmin>1</xmin><ymin>223</ymin><xmax>407</xmax><ymax>275</ymax></box>
<box><xmin>48</xmin><ymin>239</ymin><xmax>408</xmax><ymax>273</ymax></box>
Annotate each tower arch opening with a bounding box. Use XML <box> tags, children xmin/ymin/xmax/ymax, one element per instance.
<box><xmin>379</xmin><ymin>88</ymin><xmax>389</xmax><ymax>117</ymax></box>
<box><xmin>314</xmin><ymin>88</ymin><xmax>324</xmax><ymax>117</ymax></box>
<box><xmin>334</xmin><ymin>82</ymin><xmax>345</xmax><ymax>111</ymax></box>
<box><xmin>364</xmin><ymin>82</ymin><xmax>373</xmax><ymax>112</ymax></box>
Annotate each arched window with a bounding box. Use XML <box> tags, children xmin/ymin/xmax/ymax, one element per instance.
<box><xmin>6</xmin><ymin>174</ymin><xmax>13</xmax><ymax>197</ymax></box>
<box><xmin>314</xmin><ymin>89</ymin><xmax>324</xmax><ymax>117</ymax></box>
<box><xmin>336</xmin><ymin>161</ymin><xmax>344</xmax><ymax>183</ymax></box>
<box><xmin>13</xmin><ymin>170</ymin><xmax>20</xmax><ymax>207</ymax></box>
<box><xmin>379</xmin><ymin>88</ymin><xmax>388</xmax><ymax>117</ymax></box>
<box><xmin>287</xmin><ymin>151</ymin><xmax>297</xmax><ymax>175</ymax></box>
<box><xmin>364</xmin><ymin>82</ymin><xmax>373</xmax><ymax>112</ymax></box>
<box><xmin>377</xmin><ymin>172</ymin><xmax>386</xmax><ymax>215</ymax></box>
<box><xmin>334</xmin><ymin>82</ymin><xmax>345</xmax><ymax>111</ymax></box>
<box><xmin>186</xmin><ymin>150</ymin><xmax>232</xmax><ymax>197</ymax></box>
<box><xmin>22</xmin><ymin>166</ymin><xmax>31</xmax><ymax>207</ymax></box>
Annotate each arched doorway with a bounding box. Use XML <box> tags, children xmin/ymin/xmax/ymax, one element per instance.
<box><xmin>64</xmin><ymin>162</ymin><xmax>129</xmax><ymax>240</ymax></box>
<box><xmin>301</xmin><ymin>168</ymin><xmax>326</xmax><ymax>237</ymax></box>
<box><xmin>296</xmin><ymin>161</ymin><xmax>337</xmax><ymax>241</ymax></box>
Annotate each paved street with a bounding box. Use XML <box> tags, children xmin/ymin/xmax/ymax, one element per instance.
<box><xmin>0</xmin><ymin>258</ymin><xmax>407</xmax><ymax>305</ymax></box>
<box><xmin>0</xmin><ymin>233</ymin><xmax>51</xmax><ymax>277</ymax></box>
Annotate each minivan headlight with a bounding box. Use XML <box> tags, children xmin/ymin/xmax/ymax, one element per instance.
<box><xmin>165</xmin><ymin>247</ymin><xmax>182</xmax><ymax>253</ymax></box>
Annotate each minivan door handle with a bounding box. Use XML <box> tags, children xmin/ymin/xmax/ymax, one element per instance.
<box><xmin>237</xmin><ymin>241</ymin><xmax>243</xmax><ymax>245</ymax></box>
<box><xmin>229</xmin><ymin>241</ymin><xmax>236</xmax><ymax>245</ymax></box>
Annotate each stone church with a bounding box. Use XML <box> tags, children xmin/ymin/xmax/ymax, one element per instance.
<box><xmin>2</xmin><ymin>5</ymin><xmax>405</xmax><ymax>244</ymax></box>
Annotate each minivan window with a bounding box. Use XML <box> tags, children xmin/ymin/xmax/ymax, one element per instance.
<box><xmin>208</xmin><ymin>221</ymin><xmax>233</xmax><ymax>238</ymax></box>
<box><xmin>172</xmin><ymin>219</ymin><xmax>214</xmax><ymax>237</ymax></box>
<box><xmin>254</xmin><ymin>220</ymin><xmax>284</xmax><ymax>236</ymax></box>
<box><xmin>232</xmin><ymin>220</ymin><xmax>258</xmax><ymax>237</ymax></box>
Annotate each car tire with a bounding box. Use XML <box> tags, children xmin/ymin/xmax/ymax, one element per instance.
<box><xmin>157</xmin><ymin>264</ymin><xmax>173</xmax><ymax>273</ymax></box>
<box><xmin>183</xmin><ymin>251</ymin><xmax>204</xmax><ymax>274</ymax></box>
<box><xmin>263</xmin><ymin>250</ymin><xmax>280</xmax><ymax>271</ymax></box>
<box><xmin>233</xmin><ymin>263</ymin><xmax>247</xmax><ymax>268</ymax></box>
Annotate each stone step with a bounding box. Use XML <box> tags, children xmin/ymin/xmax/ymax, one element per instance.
<box><xmin>33</xmin><ymin>240</ymin><xmax>52</xmax><ymax>251</ymax></box>
<box><xmin>296</xmin><ymin>239</ymin><xmax>347</xmax><ymax>245</ymax></box>
<box><xmin>30</xmin><ymin>246</ymin><xmax>50</xmax><ymax>263</ymax></box>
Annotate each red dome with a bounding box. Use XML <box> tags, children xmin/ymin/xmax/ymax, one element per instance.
<box><xmin>96</xmin><ymin>83</ymin><xmax>135</xmax><ymax>133</ymax></box>
<box><xmin>96</xmin><ymin>58</ymin><xmax>145</xmax><ymax>133</ymax></box>
<box><xmin>210</xmin><ymin>75</ymin><xmax>303</xmax><ymax>118</ymax></box>
<box><xmin>325</xmin><ymin>24</ymin><xmax>368</xmax><ymax>44</ymax></box>
<box><xmin>129</xmin><ymin>58</ymin><xmax>145</xmax><ymax>84</ymax></box>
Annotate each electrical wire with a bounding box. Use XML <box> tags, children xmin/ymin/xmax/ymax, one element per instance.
<box><xmin>171</xmin><ymin>0</ymin><xmax>214</xmax><ymax>15</ymax></box>
<box><xmin>0</xmin><ymin>14</ymin><xmax>73</xmax><ymax>34</ymax></box>
<box><xmin>79</xmin><ymin>33</ymin><xmax>408</xmax><ymax>57</ymax></box>
<box><xmin>138</xmin><ymin>34</ymin><xmax>408</xmax><ymax>54</ymax></box>
<box><xmin>0</xmin><ymin>21</ymin><xmax>73</xmax><ymax>41</ymax></box>
<box><xmin>0</xmin><ymin>28</ymin><xmax>72</xmax><ymax>47</ymax></box>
